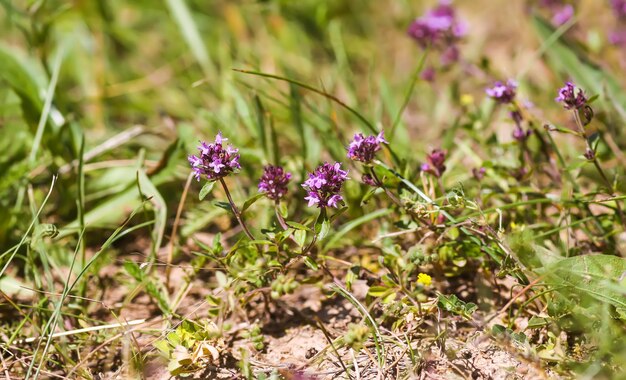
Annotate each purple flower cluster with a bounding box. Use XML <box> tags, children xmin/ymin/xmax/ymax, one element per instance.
<box><xmin>421</xmin><ymin>149</ymin><xmax>447</xmax><ymax>178</ymax></box>
<box><xmin>258</xmin><ymin>165</ymin><xmax>292</xmax><ymax>201</ymax></box>
<box><xmin>361</xmin><ymin>174</ymin><xmax>378</xmax><ymax>187</ymax></box>
<box><xmin>555</xmin><ymin>82</ymin><xmax>588</xmax><ymax>110</ymax></box>
<box><xmin>188</xmin><ymin>132</ymin><xmax>241</xmax><ymax>181</ymax></box>
<box><xmin>302</xmin><ymin>162</ymin><xmax>348</xmax><ymax>208</ymax></box>
<box><xmin>472</xmin><ymin>167</ymin><xmax>486</xmax><ymax>181</ymax></box>
<box><xmin>347</xmin><ymin>131</ymin><xmax>388</xmax><ymax>163</ymax></box>
<box><xmin>538</xmin><ymin>0</ymin><xmax>575</xmax><ymax>26</ymax></box>
<box><xmin>609</xmin><ymin>0</ymin><xmax>626</xmax><ymax>46</ymax></box>
<box><xmin>407</xmin><ymin>1</ymin><xmax>466</xmax><ymax>65</ymax></box>
<box><xmin>486</xmin><ymin>80</ymin><xmax>518</xmax><ymax>104</ymax></box>
<box><xmin>510</xmin><ymin>111</ymin><xmax>531</xmax><ymax>142</ymax></box>
<box><xmin>512</xmin><ymin>126</ymin><xmax>532</xmax><ymax>142</ymax></box>
<box><xmin>611</xmin><ymin>0</ymin><xmax>626</xmax><ymax>17</ymax></box>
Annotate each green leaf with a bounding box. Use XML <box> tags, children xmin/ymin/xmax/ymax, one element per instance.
<box><xmin>294</xmin><ymin>229</ymin><xmax>307</xmax><ymax>248</ymax></box>
<box><xmin>360</xmin><ymin>186</ymin><xmax>383</xmax><ymax>206</ymax></box>
<box><xmin>303</xmin><ymin>256</ymin><xmax>319</xmax><ymax>271</ymax></box>
<box><xmin>437</xmin><ymin>293</ymin><xmax>476</xmax><ymax>319</ymax></box>
<box><xmin>215</xmin><ymin>271</ymin><xmax>228</xmax><ymax>288</ymax></box>
<box><xmin>123</xmin><ymin>261</ymin><xmax>144</xmax><ymax>281</ymax></box>
<box><xmin>154</xmin><ymin>339</ymin><xmax>171</xmax><ymax>356</ymax></box>
<box><xmin>367</xmin><ymin>286</ymin><xmax>391</xmax><ymax>298</ymax></box>
<box><xmin>241</xmin><ymin>193</ymin><xmax>264</xmax><ymax>213</ymax></box>
<box><xmin>214</xmin><ymin>201</ymin><xmax>232</xmax><ymax>212</ymax></box>
<box><xmin>527</xmin><ymin>316</ymin><xmax>549</xmax><ymax>328</ymax></box>
<box><xmin>137</xmin><ymin>169</ymin><xmax>167</xmax><ymax>258</ymax></box>
<box><xmin>492</xmin><ymin>324</ymin><xmax>506</xmax><ymax>336</ymax></box>
<box><xmin>538</xmin><ymin>254</ymin><xmax>626</xmax><ymax>310</ymax></box>
<box><xmin>316</xmin><ymin>218</ymin><xmax>331</xmax><ymax>241</ymax></box>
<box><xmin>199</xmin><ymin>181</ymin><xmax>216</xmax><ymax>201</ymax></box>
<box><xmin>286</xmin><ymin>221</ymin><xmax>310</xmax><ymax>231</ymax></box>
<box><xmin>278</xmin><ymin>202</ymin><xmax>288</xmax><ymax>218</ymax></box>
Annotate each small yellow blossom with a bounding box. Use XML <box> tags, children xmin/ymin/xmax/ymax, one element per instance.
<box><xmin>417</xmin><ymin>273</ymin><xmax>432</xmax><ymax>287</ymax></box>
<box><xmin>460</xmin><ymin>94</ymin><xmax>474</xmax><ymax>107</ymax></box>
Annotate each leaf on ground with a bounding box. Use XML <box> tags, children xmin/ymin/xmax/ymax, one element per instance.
<box><xmin>538</xmin><ymin>254</ymin><xmax>626</xmax><ymax>309</ymax></box>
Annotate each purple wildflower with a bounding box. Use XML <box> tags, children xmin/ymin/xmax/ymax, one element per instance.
<box><xmin>361</xmin><ymin>174</ymin><xmax>378</xmax><ymax>187</ymax></box>
<box><xmin>486</xmin><ymin>80</ymin><xmax>517</xmax><ymax>104</ymax></box>
<box><xmin>611</xmin><ymin>0</ymin><xmax>626</xmax><ymax>18</ymax></box>
<box><xmin>538</xmin><ymin>0</ymin><xmax>576</xmax><ymax>26</ymax></box>
<box><xmin>512</xmin><ymin>126</ymin><xmax>532</xmax><ymax>142</ymax></box>
<box><xmin>510</xmin><ymin>110</ymin><xmax>523</xmax><ymax>126</ymax></box>
<box><xmin>509</xmin><ymin>111</ymin><xmax>531</xmax><ymax>142</ymax></box>
<box><xmin>551</xmin><ymin>4</ymin><xmax>574</xmax><ymax>25</ymax></box>
<box><xmin>609</xmin><ymin>1</ymin><xmax>626</xmax><ymax>46</ymax></box>
<box><xmin>609</xmin><ymin>30</ymin><xmax>626</xmax><ymax>46</ymax></box>
<box><xmin>440</xmin><ymin>45</ymin><xmax>460</xmax><ymax>66</ymax></box>
<box><xmin>421</xmin><ymin>67</ymin><xmax>436</xmax><ymax>82</ymax></box>
<box><xmin>584</xmin><ymin>148</ymin><xmax>596</xmax><ymax>161</ymax></box>
<box><xmin>421</xmin><ymin>149</ymin><xmax>447</xmax><ymax>178</ymax></box>
<box><xmin>472</xmin><ymin>167</ymin><xmax>486</xmax><ymax>181</ymax></box>
<box><xmin>555</xmin><ymin>82</ymin><xmax>588</xmax><ymax>110</ymax></box>
<box><xmin>188</xmin><ymin>132</ymin><xmax>241</xmax><ymax>181</ymax></box>
<box><xmin>302</xmin><ymin>162</ymin><xmax>348</xmax><ymax>208</ymax></box>
<box><xmin>407</xmin><ymin>1</ymin><xmax>467</xmax><ymax>62</ymax></box>
<box><xmin>347</xmin><ymin>131</ymin><xmax>388</xmax><ymax>163</ymax></box>
<box><xmin>258</xmin><ymin>165</ymin><xmax>292</xmax><ymax>201</ymax></box>
<box><xmin>512</xmin><ymin>167</ymin><xmax>529</xmax><ymax>181</ymax></box>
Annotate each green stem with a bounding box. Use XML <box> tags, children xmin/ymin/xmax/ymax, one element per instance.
<box><xmin>218</xmin><ymin>178</ymin><xmax>256</xmax><ymax>241</ymax></box>
<box><xmin>572</xmin><ymin>110</ymin><xmax>626</xmax><ymax>228</ymax></box>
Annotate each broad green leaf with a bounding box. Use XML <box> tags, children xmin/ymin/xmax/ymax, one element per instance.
<box><xmin>316</xmin><ymin>218</ymin><xmax>331</xmax><ymax>241</ymax></box>
<box><xmin>199</xmin><ymin>181</ymin><xmax>216</xmax><ymax>201</ymax></box>
<box><xmin>286</xmin><ymin>221</ymin><xmax>310</xmax><ymax>231</ymax></box>
<box><xmin>538</xmin><ymin>254</ymin><xmax>626</xmax><ymax>310</ymax></box>
<box><xmin>241</xmin><ymin>193</ymin><xmax>265</xmax><ymax>213</ymax></box>
<box><xmin>367</xmin><ymin>286</ymin><xmax>391</xmax><ymax>298</ymax></box>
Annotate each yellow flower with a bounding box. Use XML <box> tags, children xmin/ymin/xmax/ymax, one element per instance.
<box><xmin>460</xmin><ymin>94</ymin><xmax>474</xmax><ymax>107</ymax></box>
<box><xmin>417</xmin><ymin>273</ymin><xmax>432</xmax><ymax>287</ymax></box>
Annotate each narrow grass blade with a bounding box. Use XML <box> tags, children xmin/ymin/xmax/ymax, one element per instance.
<box><xmin>164</xmin><ymin>0</ymin><xmax>213</xmax><ymax>76</ymax></box>
<box><xmin>389</xmin><ymin>50</ymin><xmax>428</xmax><ymax>142</ymax></box>
<box><xmin>322</xmin><ymin>209</ymin><xmax>392</xmax><ymax>253</ymax></box>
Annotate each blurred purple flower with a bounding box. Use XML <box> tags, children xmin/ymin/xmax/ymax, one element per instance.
<box><xmin>188</xmin><ymin>132</ymin><xmax>241</xmax><ymax>181</ymax></box>
<box><xmin>552</xmin><ymin>4</ymin><xmax>574</xmax><ymax>25</ymax></box>
<box><xmin>440</xmin><ymin>45</ymin><xmax>460</xmax><ymax>66</ymax></box>
<box><xmin>512</xmin><ymin>167</ymin><xmax>529</xmax><ymax>181</ymax></box>
<box><xmin>361</xmin><ymin>174</ymin><xmax>378</xmax><ymax>187</ymax></box>
<box><xmin>421</xmin><ymin>67</ymin><xmax>436</xmax><ymax>82</ymax></box>
<box><xmin>407</xmin><ymin>1</ymin><xmax>467</xmax><ymax>58</ymax></box>
<box><xmin>472</xmin><ymin>167</ymin><xmax>486</xmax><ymax>181</ymax></box>
<box><xmin>421</xmin><ymin>149</ymin><xmax>447</xmax><ymax>178</ymax></box>
<box><xmin>538</xmin><ymin>0</ymin><xmax>576</xmax><ymax>26</ymax></box>
<box><xmin>258</xmin><ymin>165</ymin><xmax>292</xmax><ymax>201</ymax></box>
<box><xmin>555</xmin><ymin>81</ymin><xmax>588</xmax><ymax>110</ymax></box>
<box><xmin>486</xmin><ymin>80</ymin><xmax>517</xmax><ymax>104</ymax></box>
<box><xmin>512</xmin><ymin>126</ymin><xmax>532</xmax><ymax>142</ymax></box>
<box><xmin>510</xmin><ymin>110</ymin><xmax>524</xmax><ymax>126</ymax></box>
<box><xmin>302</xmin><ymin>162</ymin><xmax>348</xmax><ymax>208</ymax></box>
<box><xmin>584</xmin><ymin>148</ymin><xmax>596</xmax><ymax>160</ymax></box>
<box><xmin>611</xmin><ymin>0</ymin><xmax>626</xmax><ymax>18</ymax></box>
<box><xmin>347</xmin><ymin>131</ymin><xmax>388</xmax><ymax>163</ymax></box>
<box><xmin>609</xmin><ymin>30</ymin><xmax>626</xmax><ymax>45</ymax></box>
